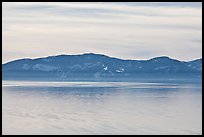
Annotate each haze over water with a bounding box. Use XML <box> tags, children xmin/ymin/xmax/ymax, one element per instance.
<box><xmin>2</xmin><ymin>81</ymin><xmax>202</xmax><ymax>135</ymax></box>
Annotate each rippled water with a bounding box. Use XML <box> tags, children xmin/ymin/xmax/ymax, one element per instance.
<box><xmin>2</xmin><ymin>81</ymin><xmax>202</xmax><ymax>135</ymax></box>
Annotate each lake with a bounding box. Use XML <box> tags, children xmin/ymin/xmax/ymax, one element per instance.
<box><xmin>2</xmin><ymin>81</ymin><xmax>202</xmax><ymax>135</ymax></box>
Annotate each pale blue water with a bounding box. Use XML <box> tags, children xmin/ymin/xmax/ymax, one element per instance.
<box><xmin>2</xmin><ymin>81</ymin><xmax>202</xmax><ymax>135</ymax></box>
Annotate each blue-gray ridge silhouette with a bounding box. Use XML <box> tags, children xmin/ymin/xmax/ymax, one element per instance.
<box><xmin>2</xmin><ymin>53</ymin><xmax>202</xmax><ymax>81</ymax></box>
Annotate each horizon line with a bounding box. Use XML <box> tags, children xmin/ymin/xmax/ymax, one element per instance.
<box><xmin>2</xmin><ymin>53</ymin><xmax>202</xmax><ymax>65</ymax></box>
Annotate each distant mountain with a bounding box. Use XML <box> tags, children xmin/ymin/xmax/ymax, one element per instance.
<box><xmin>2</xmin><ymin>53</ymin><xmax>202</xmax><ymax>81</ymax></box>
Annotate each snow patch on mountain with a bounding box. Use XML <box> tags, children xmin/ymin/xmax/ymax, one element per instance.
<box><xmin>32</xmin><ymin>64</ymin><xmax>58</xmax><ymax>72</ymax></box>
<box><xmin>70</xmin><ymin>64</ymin><xmax>84</xmax><ymax>70</ymax></box>
<box><xmin>104</xmin><ymin>67</ymin><xmax>108</xmax><ymax>71</ymax></box>
<box><xmin>22</xmin><ymin>64</ymin><xmax>30</xmax><ymax>70</ymax></box>
<box><xmin>116</xmin><ymin>68</ymin><xmax>124</xmax><ymax>73</ymax></box>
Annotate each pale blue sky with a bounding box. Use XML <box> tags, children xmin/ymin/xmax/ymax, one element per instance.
<box><xmin>2</xmin><ymin>2</ymin><xmax>202</xmax><ymax>63</ymax></box>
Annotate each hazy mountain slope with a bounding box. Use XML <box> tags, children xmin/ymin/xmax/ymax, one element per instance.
<box><xmin>2</xmin><ymin>53</ymin><xmax>202</xmax><ymax>81</ymax></box>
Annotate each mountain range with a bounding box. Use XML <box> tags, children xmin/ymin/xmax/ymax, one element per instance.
<box><xmin>2</xmin><ymin>53</ymin><xmax>202</xmax><ymax>81</ymax></box>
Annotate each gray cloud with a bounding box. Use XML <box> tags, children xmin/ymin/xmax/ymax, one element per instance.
<box><xmin>2</xmin><ymin>2</ymin><xmax>202</xmax><ymax>63</ymax></box>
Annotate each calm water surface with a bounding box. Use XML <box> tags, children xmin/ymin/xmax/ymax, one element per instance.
<box><xmin>2</xmin><ymin>81</ymin><xmax>202</xmax><ymax>135</ymax></box>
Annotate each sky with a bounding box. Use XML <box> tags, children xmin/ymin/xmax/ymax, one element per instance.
<box><xmin>2</xmin><ymin>2</ymin><xmax>202</xmax><ymax>63</ymax></box>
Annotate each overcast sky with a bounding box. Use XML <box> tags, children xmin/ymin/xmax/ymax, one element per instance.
<box><xmin>2</xmin><ymin>2</ymin><xmax>202</xmax><ymax>63</ymax></box>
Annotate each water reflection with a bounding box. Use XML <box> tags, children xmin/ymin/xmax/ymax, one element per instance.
<box><xmin>2</xmin><ymin>81</ymin><xmax>202</xmax><ymax>135</ymax></box>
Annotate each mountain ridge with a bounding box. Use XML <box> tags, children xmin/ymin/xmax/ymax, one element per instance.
<box><xmin>2</xmin><ymin>53</ymin><xmax>202</xmax><ymax>81</ymax></box>
<box><xmin>3</xmin><ymin>53</ymin><xmax>201</xmax><ymax>64</ymax></box>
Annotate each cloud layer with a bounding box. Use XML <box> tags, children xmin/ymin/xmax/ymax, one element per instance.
<box><xmin>2</xmin><ymin>2</ymin><xmax>202</xmax><ymax>63</ymax></box>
